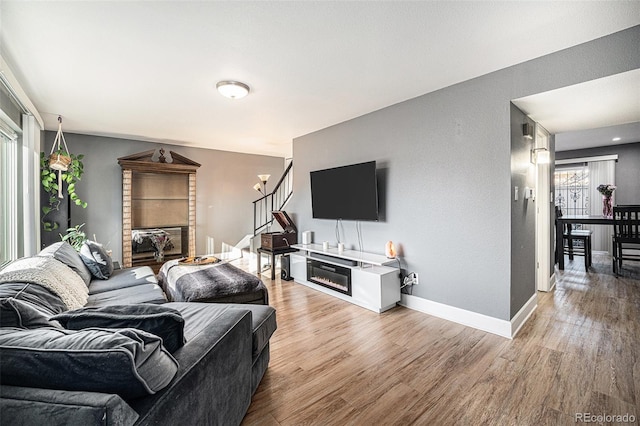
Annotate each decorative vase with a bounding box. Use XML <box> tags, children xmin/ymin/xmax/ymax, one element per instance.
<box><xmin>155</xmin><ymin>250</ymin><xmax>165</xmax><ymax>262</ymax></box>
<box><xmin>602</xmin><ymin>196</ymin><xmax>613</xmax><ymax>218</ymax></box>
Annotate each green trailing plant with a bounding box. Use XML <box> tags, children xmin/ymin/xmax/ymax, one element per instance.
<box><xmin>60</xmin><ymin>223</ymin><xmax>87</xmax><ymax>251</ymax></box>
<box><xmin>40</xmin><ymin>150</ymin><xmax>88</xmax><ymax>231</ymax></box>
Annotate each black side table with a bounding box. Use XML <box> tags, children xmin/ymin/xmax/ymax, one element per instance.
<box><xmin>256</xmin><ymin>247</ymin><xmax>298</xmax><ymax>280</ymax></box>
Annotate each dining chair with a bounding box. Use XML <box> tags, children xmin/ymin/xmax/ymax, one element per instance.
<box><xmin>555</xmin><ymin>207</ymin><xmax>592</xmax><ymax>271</ymax></box>
<box><xmin>612</xmin><ymin>205</ymin><xmax>640</xmax><ymax>277</ymax></box>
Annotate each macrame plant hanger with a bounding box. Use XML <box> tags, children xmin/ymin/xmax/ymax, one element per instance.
<box><xmin>48</xmin><ymin>116</ymin><xmax>71</xmax><ymax>198</ymax></box>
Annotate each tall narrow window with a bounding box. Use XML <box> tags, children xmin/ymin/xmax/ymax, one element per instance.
<box><xmin>0</xmin><ymin>61</ymin><xmax>43</xmax><ymax>263</ymax></box>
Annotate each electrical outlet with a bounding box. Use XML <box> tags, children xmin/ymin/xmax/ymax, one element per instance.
<box><xmin>403</xmin><ymin>272</ymin><xmax>420</xmax><ymax>287</ymax></box>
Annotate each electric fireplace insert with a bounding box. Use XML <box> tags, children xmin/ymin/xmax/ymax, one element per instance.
<box><xmin>306</xmin><ymin>258</ymin><xmax>352</xmax><ymax>296</ymax></box>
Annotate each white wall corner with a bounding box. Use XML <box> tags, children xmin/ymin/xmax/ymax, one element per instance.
<box><xmin>510</xmin><ymin>293</ymin><xmax>538</xmax><ymax>338</ymax></box>
<box><xmin>399</xmin><ymin>294</ymin><xmax>512</xmax><ymax>339</ymax></box>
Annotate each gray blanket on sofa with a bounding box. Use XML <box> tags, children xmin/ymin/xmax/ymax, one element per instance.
<box><xmin>0</xmin><ymin>257</ymin><xmax>88</xmax><ymax>310</ymax></box>
<box><xmin>158</xmin><ymin>261</ymin><xmax>267</xmax><ymax>304</ymax></box>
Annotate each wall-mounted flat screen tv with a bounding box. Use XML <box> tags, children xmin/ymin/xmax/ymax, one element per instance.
<box><xmin>310</xmin><ymin>161</ymin><xmax>379</xmax><ymax>221</ymax></box>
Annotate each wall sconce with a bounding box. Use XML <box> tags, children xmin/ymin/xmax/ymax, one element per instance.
<box><xmin>522</xmin><ymin>123</ymin><xmax>534</xmax><ymax>140</ymax></box>
<box><xmin>531</xmin><ymin>147</ymin><xmax>550</xmax><ymax>164</ymax></box>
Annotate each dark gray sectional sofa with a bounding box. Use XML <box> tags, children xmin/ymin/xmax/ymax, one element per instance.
<box><xmin>0</xmin><ymin>242</ymin><xmax>276</xmax><ymax>425</ymax></box>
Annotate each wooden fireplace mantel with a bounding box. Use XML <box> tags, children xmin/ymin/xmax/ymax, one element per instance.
<box><xmin>118</xmin><ymin>148</ymin><xmax>200</xmax><ymax>269</ymax></box>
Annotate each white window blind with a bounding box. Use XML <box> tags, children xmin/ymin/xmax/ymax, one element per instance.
<box><xmin>587</xmin><ymin>159</ymin><xmax>616</xmax><ymax>252</ymax></box>
<box><xmin>1</xmin><ymin>123</ymin><xmax>19</xmax><ymax>266</ymax></box>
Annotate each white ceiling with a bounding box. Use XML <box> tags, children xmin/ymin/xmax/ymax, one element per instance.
<box><xmin>513</xmin><ymin>69</ymin><xmax>640</xmax><ymax>151</ymax></box>
<box><xmin>555</xmin><ymin>121</ymin><xmax>640</xmax><ymax>152</ymax></box>
<box><xmin>1</xmin><ymin>1</ymin><xmax>639</xmax><ymax>158</ymax></box>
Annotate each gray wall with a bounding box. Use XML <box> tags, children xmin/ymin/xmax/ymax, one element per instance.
<box><xmin>42</xmin><ymin>132</ymin><xmax>284</xmax><ymax>263</ymax></box>
<box><xmin>288</xmin><ymin>26</ymin><xmax>640</xmax><ymax>321</ymax></box>
<box><xmin>555</xmin><ymin>142</ymin><xmax>640</xmax><ymax>205</ymax></box>
<box><xmin>510</xmin><ymin>104</ymin><xmax>536</xmax><ymax>318</ymax></box>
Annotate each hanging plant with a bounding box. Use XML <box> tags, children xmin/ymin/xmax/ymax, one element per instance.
<box><xmin>41</xmin><ymin>116</ymin><xmax>87</xmax><ymax>232</ymax></box>
<box><xmin>40</xmin><ymin>151</ymin><xmax>87</xmax><ymax>231</ymax></box>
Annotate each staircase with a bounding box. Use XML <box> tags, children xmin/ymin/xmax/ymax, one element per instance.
<box><xmin>253</xmin><ymin>160</ymin><xmax>293</xmax><ymax>235</ymax></box>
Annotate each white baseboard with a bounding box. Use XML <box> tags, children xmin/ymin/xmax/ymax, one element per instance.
<box><xmin>399</xmin><ymin>295</ymin><xmax>512</xmax><ymax>338</ymax></box>
<box><xmin>399</xmin><ymin>293</ymin><xmax>537</xmax><ymax>339</ymax></box>
<box><xmin>510</xmin><ymin>293</ymin><xmax>537</xmax><ymax>338</ymax></box>
<box><xmin>548</xmin><ymin>272</ymin><xmax>556</xmax><ymax>292</ymax></box>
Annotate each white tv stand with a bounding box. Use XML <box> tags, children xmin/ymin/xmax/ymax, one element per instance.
<box><xmin>290</xmin><ymin>244</ymin><xmax>400</xmax><ymax>313</ymax></box>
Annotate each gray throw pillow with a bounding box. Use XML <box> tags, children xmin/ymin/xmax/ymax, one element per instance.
<box><xmin>0</xmin><ymin>299</ymin><xmax>61</xmax><ymax>328</ymax></box>
<box><xmin>52</xmin><ymin>304</ymin><xmax>185</xmax><ymax>353</ymax></box>
<box><xmin>80</xmin><ymin>241</ymin><xmax>114</xmax><ymax>280</ymax></box>
<box><xmin>38</xmin><ymin>241</ymin><xmax>93</xmax><ymax>285</ymax></box>
<box><xmin>0</xmin><ymin>283</ymin><xmax>66</xmax><ymax>328</ymax></box>
<box><xmin>0</xmin><ymin>327</ymin><xmax>178</xmax><ymax>399</ymax></box>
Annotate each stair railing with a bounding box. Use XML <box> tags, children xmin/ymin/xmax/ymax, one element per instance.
<box><xmin>253</xmin><ymin>161</ymin><xmax>293</xmax><ymax>235</ymax></box>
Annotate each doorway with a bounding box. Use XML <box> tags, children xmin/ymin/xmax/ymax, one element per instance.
<box><xmin>534</xmin><ymin>125</ymin><xmax>552</xmax><ymax>292</ymax></box>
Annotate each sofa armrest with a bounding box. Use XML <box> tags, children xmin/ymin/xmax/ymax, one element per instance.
<box><xmin>0</xmin><ymin>385</ymin><xmax>138</xmax><ymax>426</ymax></box>
<box><xmin>129</xmin><ymin>308</ymin><xmax>253</xmax><ymax>426</ymax></box>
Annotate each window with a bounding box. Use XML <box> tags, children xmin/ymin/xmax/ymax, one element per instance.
<box><xmin>555</xmin><ymin>157</ymin><xmax>616</xmax><ymax>252</ymax></box>
<box><xmin>0</xmin><ymin>60</ymin><xmax>43</xmax><ymax>265</ymax></box>
<box><xmin>554</xmin><ymin>165</ymin><xmax>589</xmax><ymax>216</ymax></box>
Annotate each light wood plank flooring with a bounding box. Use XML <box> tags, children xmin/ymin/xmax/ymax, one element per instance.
<box><xmin>234</xmin><ymin>253</ymin><xmax>639</xmax><ymax>425</ymax></box>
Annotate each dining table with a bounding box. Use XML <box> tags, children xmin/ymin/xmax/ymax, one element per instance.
<box><xmin>555</xmin><ymin>214</ymin><xmax>614</xmax><ymax>270</ymax></box>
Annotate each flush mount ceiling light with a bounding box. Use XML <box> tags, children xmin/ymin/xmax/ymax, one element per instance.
<box><xmin>612</xmin><ymin>137</ymin><xmax>621</xmax><ymax>141</ymax></box>
<box><xmin>216</xmin><ymin>80</ymin><xmax>250</xmax><ymax>99</ymax></box>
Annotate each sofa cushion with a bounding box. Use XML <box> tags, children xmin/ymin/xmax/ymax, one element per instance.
<box><xmin>167</xmin><ymin>302</ymin><xmax>276</xmax><ymax>359</ymax></box>
<box><xmin>0</xmin><ymin>327</ymin><xmax>178</xmax><ymax>399</ymax></box>
<box><xmin>86</xmin><ymin>283</ymin><xmax>168</xmax><ymax>307</ymax></box>
<box><xmin>52</xmin><ymin>304</ymin><xmax>185</xmax><ymax>353</ymax></box>
<box><xmin>80</xmin><ymin>241</ymin><xmax>114</xmax><ymax>280</ymax></box>
<box><xmin>0</xmin><ymin>283</ymin><xmax>66</xmax><ymax>328</ymax></box>
<box><xmin>38</xmin><ymin>242</ymin><xmax>92</xmax><ymax>286</ymax></box>
<box><xmin>88</xmin><ymin>266</ymin><xmax>157</xmax><ymax>295</ymax></box>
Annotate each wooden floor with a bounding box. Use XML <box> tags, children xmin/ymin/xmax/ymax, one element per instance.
<box><xmin>235</xmin><ymin>253</ymin><xmax>640</xmax><ymax>425</ymax></box>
